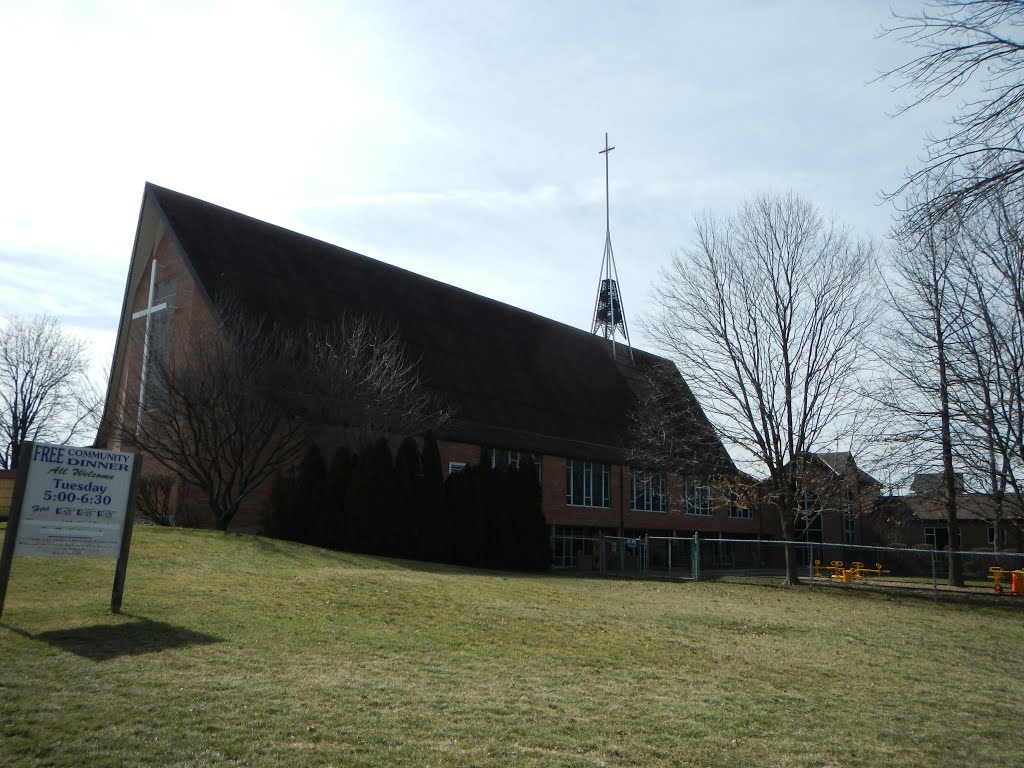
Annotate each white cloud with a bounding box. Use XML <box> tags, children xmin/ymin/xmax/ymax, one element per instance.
<box><xmin>0</xmin><ymin>0</ymin><xmax>973</xmax><ymax>397</ymax></box>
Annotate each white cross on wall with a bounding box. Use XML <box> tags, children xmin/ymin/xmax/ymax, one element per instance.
<box><xmin>131</xmin><ymin>260</ymin><xmax>168</xmax><ymax>434</ymax></box>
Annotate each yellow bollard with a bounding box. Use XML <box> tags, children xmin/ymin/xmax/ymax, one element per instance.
<box><xmin>989</xmin><ymin>566</ymin><xmax>1006</xmax><ymax>593</ymax></box>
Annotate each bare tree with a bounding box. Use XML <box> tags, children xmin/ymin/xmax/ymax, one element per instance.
<box><xmin>110</xmin><ymin>304</ymin><xmax>449</xmax><ymax>531</ymax></box>
<box><xmin>879</xmin><ymin>213</ymin><xmax>968</xmax><ymax>583</ymax></box>
<box><xmin>625</xmin><ymin>359</ymin><xmax>741</xmax><ymax>516</ymax></box>
<box><xmin>881</xmin><ymin>1</ymin><xmax>1024</xmax><ymax>230</ymax></box>
<box><xmin>302</xmin><ymin>314</ymin><xmax>454</xmax><ymax>442</ymax></box>
<box><xmin>134</xmin><ymin>475</ymin><xmax>179</xmax><ymax>526</ymax></box>
<box><xmin>643</xmin><ymin>193</ymin><xmax>877</xmax><ymax>584</ymax></box>
<box><xmin>946</xmin><ymin>188</ymin><xmax>1024</xmax><ymax>546</ymax></box>
<box><xmin>0</xmin><ymin>314</ymin><xmax>97</xmax><ymax>470</ymax></box>
<box><xmin>878</xmin><ymin>182</ymin><xmax>1024</xmax><ymax>559</ymax></box>
<box><xmin>625</xmin><ymin>359</ymin><xmax>731</xmax><ymax>475</ymax></box>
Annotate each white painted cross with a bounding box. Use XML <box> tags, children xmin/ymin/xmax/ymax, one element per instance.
<box><xmin>131</xmin><ymin>260</ymin><xmax>168</xmax><ymax>434</ymax></box>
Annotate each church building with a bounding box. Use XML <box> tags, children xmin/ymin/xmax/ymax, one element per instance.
<box><xmin>97</xmin><ymin>183</ymin><xmax>770</xmax><ymax>547</ymax></box>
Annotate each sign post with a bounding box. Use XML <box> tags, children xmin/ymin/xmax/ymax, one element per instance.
<box><xmin>111</xmin><ymin>456</ymin><xmax>143</xmax><ymax>613</ymax></box>
<box><xmin>0</xmin><ymin>441</ymin><xmax>142</xmax><ymax>621</ymax></box>
<box><xmin>0</xmin><ymin>443</ymin><xmax>32</xmax><ymax>620</ymax></box>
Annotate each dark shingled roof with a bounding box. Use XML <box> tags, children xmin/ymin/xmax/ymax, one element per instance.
<box><xmin>811</xmin><ymin>452</ymin><xmax>881</xmax><ymax>487</ymax></box>
<box><xmin>878</xmin><ymin>494</ymin><xmax>1002</xmax><ymax>522</ymax></box>
<box><xmin>147</xmin><ymin>183</ymin><xmax>733</xmax><ymax>469</ymax></box>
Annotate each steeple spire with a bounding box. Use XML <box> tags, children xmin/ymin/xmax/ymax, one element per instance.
<box><xmin>591</xmin><ymin>132</ymin><xmax>634</xmax><ymax>364</ymax></box>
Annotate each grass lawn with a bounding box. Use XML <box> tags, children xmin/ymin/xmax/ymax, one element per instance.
<box><xmin>1</xmin><ymin>525</ymin><xmax>1022</xmax><ymax>767</ymax></box>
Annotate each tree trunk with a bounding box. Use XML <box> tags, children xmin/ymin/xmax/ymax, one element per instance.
<box><xmin>938</xmin><ymin>352</ymin><xmax>964</xmax><ymax>586</ymax></box>
<box><xmin>932</xmin><ymin>266</ymin><xmax>964</xmax><ymax>588</ymax></box>
<box><xmin>213</xmin><ymin>500</ymin><xmax>237</xmax><ymax>531</ymax></box>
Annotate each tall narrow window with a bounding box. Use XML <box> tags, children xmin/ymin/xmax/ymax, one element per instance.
<box><xmin>145</xmin><ymin>277</ymin><xmax>177</xmax><ymax>411</ymax></box>
<box><xmin>566</xmin><ymin>459</ymin><xmax>610</xmax><ymax>507</ymax></box>
<box><xmin>797</xmin><ymin>491</ymin><xmax>823</xmax><ymax>541</ymax></box>
<box><xmin>844</xmin><ymin>491</ymin><xmax>857</xmax><ymax>544</ymax></box>
<box><xmin>987</xmin><ymin>526</ymin><xmax>1006</xmax><ymax>546</ymax></box>
<box><xmin>924</xmin><ymin>526</ymin><xmax>960</xmax><ymax>549</ymax></box>
<box><xmin>684</xmin><ymin>480</ymin><xmax>712</xmax><ymax>516</ymax></box>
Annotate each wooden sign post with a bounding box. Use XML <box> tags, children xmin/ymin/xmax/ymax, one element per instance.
<box><xmin>0</xmin><ymin>441</ymin><xmax>143</xmax><ymax>621</ymax></box>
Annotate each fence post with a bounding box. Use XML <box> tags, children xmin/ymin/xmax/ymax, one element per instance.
<box><xmin>930</xmin><ymin>547</ymin><xmax>938</xmax><ymax>604</ymax></box>
<box><xmin>808</xmin><ymin>542</ymin><xmax>814</xmax><ymax>588</ymax></box>
<box><xmin>599</xmin><ymin>531</ymin><xmax>605</xmax><ymax>576</ymax></box>
<box><xmin>807</xmin><ymin>542</ymin><xmax>814</xmax><ymax>589</ymax></box>
<box><xmin>667</xmin><ymin>537</ymin><xmax>673</xmax><ymax>579</ymax></box>
<box><xmin>692</xmin><ymin>532</ymin><xmax>700</xmax><ymax>582</ymax></box>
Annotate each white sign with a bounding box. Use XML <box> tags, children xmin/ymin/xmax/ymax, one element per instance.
<box><xmin>13</xmin><ymin>443</ymin><xmax>136</xmax><ymax>559</ymax></box>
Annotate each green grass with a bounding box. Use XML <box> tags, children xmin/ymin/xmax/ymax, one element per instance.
<box><xmin>1</xmin><ymin>526</ymin><xmax>1022</xmax><ymax>767</ymax></box>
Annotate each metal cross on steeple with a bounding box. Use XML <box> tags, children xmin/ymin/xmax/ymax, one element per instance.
<box><xmin>591</xmin><ymin>132</ymin><xmax>634</xmax><ymax>364</ymax></box>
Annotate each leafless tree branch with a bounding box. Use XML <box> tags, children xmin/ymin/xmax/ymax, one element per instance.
<box><xmin>109</xmin><ymin>300</ymin><xmax>452</xmax><ymax>530</ymax></box>
<box><xmin>641</xmin><ymin>192</ymin><xmax>878</xmax><ymax>583</ymax></box>
<box><xmin>0</xmin><ymin>314</ymin><xmax>98</xmax><ymax>469</ymax></box>
<box><xmin>880</xmin><ymin>1</ymin><xmax>1024</xmax><ymax>230</ymax></box>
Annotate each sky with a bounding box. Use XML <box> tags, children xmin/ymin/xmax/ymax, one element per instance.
<box><xmin>0</xmin><ymin>0</ymin><xmax>960</xmax><ymax>386</ymax></box>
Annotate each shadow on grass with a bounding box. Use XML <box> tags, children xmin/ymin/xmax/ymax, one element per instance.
<box><xmin>6</xmin><ymin>617</ymin><xmax>222</xmax><ymax>661</ymax></box>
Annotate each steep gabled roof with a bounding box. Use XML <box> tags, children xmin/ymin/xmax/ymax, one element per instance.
<box><xmin>111</xmin><ymin>183</ymin><xmax>732</xmax><ymax>468</ymax></box>
<box><xmin>812</xmin><ymin>451</ymin><xmax>881</xmax><ymax>487</ymax></box>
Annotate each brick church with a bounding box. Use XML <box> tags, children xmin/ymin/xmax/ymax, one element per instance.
<box><xmin>97</xmin><ymin>183</ymin><xmax>776</xmax><ymax>546</ymax></box>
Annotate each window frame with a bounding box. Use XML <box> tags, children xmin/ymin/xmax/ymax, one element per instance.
<box><xmin>726</xmin><ymin>490</ymin><xmax>752</xmax><ymax>519</ymax></box>
<box><xmin>566</xmin><ymin>458</ymin><xmax>610</xmax><ymax>508</ymax></box>
<box><xmin>987</xmin><ymin>525</ymin><xmax>1007</xmax><ymax>546</ymax></box>
<box><xmin>631</xmin><ymin>468</ymin><xmax>667</xmax><ymax>513</ymax></box>
<box><xmin>684</xmin><ymin>479</ymin><xmax>712</xmax><ymax>516</ymax></box>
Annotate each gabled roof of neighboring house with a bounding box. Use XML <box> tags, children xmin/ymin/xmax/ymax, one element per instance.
<box><xmin>810</xmin><ymin>451</ymin><xmax>881</xmax><ymax>487</ymax></box>
<box><xmin>103</xmin><ymin>183</ymin><xmax>734</xmax><ymax>470</ymax></box>
<box><xmin>909</xmin><ymin>472</ymin><xmax>965</xmax><ymax>496</ymax></box>
<box><xmin>877</xmin><ymin>493</ymin><xmax>1009</xmax><ymax>522</ymax></box>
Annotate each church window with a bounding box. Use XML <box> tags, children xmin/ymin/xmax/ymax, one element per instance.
<box><xmin>487</xmin><ymin>448</ymin><xmax>541</xmax><ymax>480</ymax></box>
<box><xmin>566</xmin><ymin>459</ymin><xmax>609</xmax><ymax>507</ymax></box>
<box><xmin>727</xmin><ymin>490</ymin><xmax>752</xmax><ymax>519</ymax></box>
<box><xmin>684</xmin><ymin>480</ymin><xmax>712</xmax><ymax>516</ymax></box>
<box><xmin>631</xmin><ymin>469</ymin><xmax>666</xmax><ymax>512</ymax></box>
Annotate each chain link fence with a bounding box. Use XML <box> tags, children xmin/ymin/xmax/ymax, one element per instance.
<box><xmin>552</xmin><ymin>532</ymin><xmax>1024</xmax><ymax>601</ymax></box>
<box><xmin>551</xmin><ymin>532</ymin><xmax>698</xmax><ymax>579</ymax></box>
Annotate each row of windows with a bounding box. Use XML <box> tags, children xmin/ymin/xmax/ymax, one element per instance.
<box><xmin>453</xmin><ymin>451</ymin><xmax>759</xmax><ymax>518</ymax></box>
<box><xmin>448</xmin><ymin>449</ymin><xmax>542</xmax><ymax>478</ymax></box>
<box><xmin>925</xmin><ymin>525</ymin><xmax>1010</xmax><ymax>548</ymax></box>
<box><xmin>566</xmin><ymin>462</ymin><xmax>751</xmax><ymax>518</ymax></box>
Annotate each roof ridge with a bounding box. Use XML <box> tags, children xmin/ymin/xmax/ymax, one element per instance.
<box><xmin>144</xmin><ymin>182</ymin><xmax>666</xmax><ymax>364</ymax></box>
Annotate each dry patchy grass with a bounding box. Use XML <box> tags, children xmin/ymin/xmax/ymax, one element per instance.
<box><xmin>1</xmin><ymin>526</ymin><xmax>1021</xmax><ymax>767</ymax></box>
